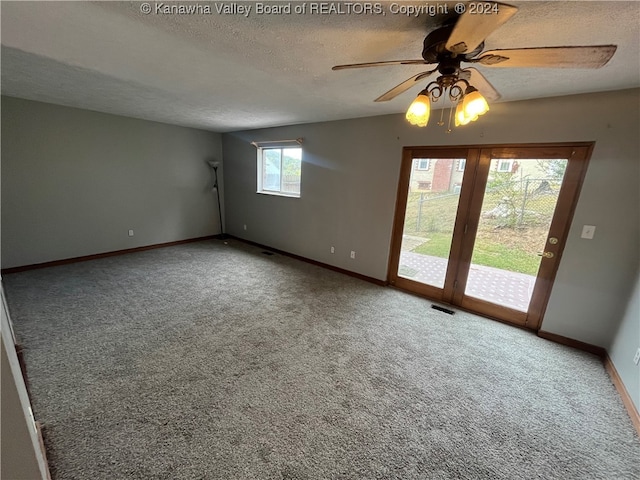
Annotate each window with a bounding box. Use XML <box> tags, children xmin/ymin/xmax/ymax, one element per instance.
<box><xmin>416</xmin><ymin>158</ymin><xmax>430</xmax><ymax>170</ymax></box>
<box><xmin>497</xmin><ymin>159</ymin><xmax>514</xmax><ymax>172</ymax></box>
<box><xmin>257</xmin><ymin>147</ymin><xmax>302</xmax><ymax>197</ymax></box>
<box><xmin>457</xmin><ymin>159</ymin><xmax>466</xmax><ymax>171</ymax></box>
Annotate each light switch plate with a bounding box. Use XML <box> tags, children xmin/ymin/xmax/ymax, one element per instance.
<box><xmin>581</xmin><ymin>225</ymin><xmax>596</xmax><ymax>239</ymax></box>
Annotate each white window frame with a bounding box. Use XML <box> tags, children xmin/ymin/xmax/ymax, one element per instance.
<box><xmin>497</xmin><ymin>159</ymin><xmax>514</xmax><ymax>173</ymax></box>
<box><xmin>416</xmin><ymin>158</ymin><xmax>430</xmax><ymax>170</ymax></box>
<box><xmin>256</xmin><ymin>145</ymin><xmax>302</xmax><ymax>198</ymax></box>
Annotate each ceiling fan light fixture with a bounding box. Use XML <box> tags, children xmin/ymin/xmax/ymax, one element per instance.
<box><xmin>405</xmin><ymin>91</ymin><xmax>431</xmax><ymax>127</ymax></box>
<box><xmin>333</xmin><ymin>1</ymin><xmax>619</xmax><ymax>133</ymax></box>
<box><xmin>462</xmin><ymin>86</ymin><xmax>490</xmax><ymax>118</ymax></box>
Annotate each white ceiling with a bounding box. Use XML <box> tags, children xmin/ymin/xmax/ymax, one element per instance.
<box><xmin>1</xmin><ymin>1</ymin><xmax>639</xmax><ymax>133</ymax></box>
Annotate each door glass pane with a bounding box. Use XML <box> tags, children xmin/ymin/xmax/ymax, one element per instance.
<box><xmin>397</xmin><ymin>158</ymin><xmax>466</xmax><ymax>289</ymax></box>
<box><xmin>465</xmin><ymin>158</ymin><xmax>568</xmax><ymax>311</ymax></box>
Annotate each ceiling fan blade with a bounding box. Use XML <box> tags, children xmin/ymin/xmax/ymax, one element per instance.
<box><xmin>474</xmin><ymin>45</ymin><xmax>617</xmax><ymax>68</ymax></box>
<box><xmin>374</xmin><ymin>69</ymin><xmax>438</xmax><ymax>102</ymax></box>
<box><xmin>332</xmin><ymin>60</ymin><xmax>432</xmax><ymax>70</ymax></box>
<box><xmin>459</xmin><ymin>68</ymin><xmax>501</xmax><ymax>102</ymax></box>
<box><xmin>446</xmin><ymin>2</ymin><xmax>518</xmax><ymax>54</ymax></box>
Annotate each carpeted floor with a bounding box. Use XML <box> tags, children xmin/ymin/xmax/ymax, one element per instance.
<box><xmin>4</xmin><ymin>239</ymin><xmax>639</xmax><ymax>479</ymax></box>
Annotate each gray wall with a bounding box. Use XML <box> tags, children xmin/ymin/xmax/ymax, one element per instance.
<box><xmin>223</xmin><ymin>114</ymin><xmax>399</xmax><ymax>280</ymax></box>
<box><xmin>610</xmin><ymin>269</ymin><xmax>640</xmax><ymax>411</ymax></box>
<box><xmin>1</xmin><ymin>96</ymin><xmax>223</xmax><ymax>268</ymax></box>
<box><xmin>222</xmin><ymin>89</ymin><xmax>640</xmax><ymax>352</ymax></box>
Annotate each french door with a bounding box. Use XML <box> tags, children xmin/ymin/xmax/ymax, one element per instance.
<box><xmin>388</xmin><ymin>143</ymin><xmax>592</xmax><ymax>329</ymax></box>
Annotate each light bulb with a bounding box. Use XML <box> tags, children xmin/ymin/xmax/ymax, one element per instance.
<box><xmin>462</xmin><ymin>87</ymin><xmax>489</xmax><ymax>118</ymax></box>
<box><xmin>406</xmin><ymin>92</ymin><xmax>431</xmax><ymax>127</ymax></box>
<box><xmin>455</xmin><ymin>102</ymin><xmax>472</xmax><ymax>126</ymax></box>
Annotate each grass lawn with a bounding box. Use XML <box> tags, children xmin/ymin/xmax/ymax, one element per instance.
<box><xmin>413</xmin><ymin>232</ymin><xmax>542</xmax><ymax>276</ymax></box>
<box><xmin>404</xmin><ymin>187</ymin><xmax>555</xmax><ymax>276</ymax></box>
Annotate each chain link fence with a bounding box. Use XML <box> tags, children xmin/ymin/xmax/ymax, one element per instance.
<box><xmin>480</xmin><ymin>177</ymin><xmax>562</xmax><ymax>229</ymax></box>
<box><xmin>408</xmin><ymin>177</ymin><xmax>561</xmax><ymax>236</ymax></box>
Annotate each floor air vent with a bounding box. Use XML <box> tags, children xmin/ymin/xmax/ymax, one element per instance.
<box><xmin>431</xmin><ymin>304</ymin><xmax>455</xmax><ymax>315</ymax></box>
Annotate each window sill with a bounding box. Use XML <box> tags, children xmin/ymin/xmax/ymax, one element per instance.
<box><xmin>257</xmin><ymin>191</ymin><xmax>300</xmax><ymax>199</ymax></box>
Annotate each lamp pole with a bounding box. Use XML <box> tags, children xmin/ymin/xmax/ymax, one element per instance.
<box><xmin>209</xmin><ymin>162</ymin><xmax>226</xmax><ymax>239</ymax></box>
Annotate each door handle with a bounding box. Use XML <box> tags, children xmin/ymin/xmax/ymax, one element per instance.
<box><xmin>537</xmin><ymin>251</ymin><xmax>554</xmax><ymax>258</ymax></box>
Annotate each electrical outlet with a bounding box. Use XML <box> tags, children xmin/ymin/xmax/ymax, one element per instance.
<box><xmin>243</xmin><ymin>224</ymin><xmax>247</xmax><ymax>231</ymax></box>
<box><xmin>330</xmin><ymin>246</ymin><xmax>335</xmax><ymax>254</ymax></box>
<box><xmin>633</xmin><ymin>348</ymin><xmax>640</xmax><ymax>366</ymax></box>
<box><xmin>350</xmin><ymin>251</ymin><xmax>356</xmax><ymax>259</ymax></box>
<box><xmin>128</xmin><ymin>229</ymin><xmax>134</xmax><ymax>237</ymax></box>
<box><xmin>581</xmin><ymin>225</ymin><xmax>596</xmax><ymax>240</ymax></box>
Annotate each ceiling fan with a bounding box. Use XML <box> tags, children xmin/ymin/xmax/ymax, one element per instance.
<box><xmin>332</xmin><ymin>2</ymin><xmax>617</xmax><ymax>129</ymax></box>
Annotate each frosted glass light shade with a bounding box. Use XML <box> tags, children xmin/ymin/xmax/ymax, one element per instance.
<box><xmin>462</xmin><ymin>88</ymin><xmax>489</xmax><ymax>118</ymax></box>
<box><xmin>406</xmin><ymin>93</ymin><xmax>431</xmax><ymax>127</ymax></box>
<box><xmin>455</xmin><ymin>102</ymin><xmax>472</xmax><ymax>126</ymax></box>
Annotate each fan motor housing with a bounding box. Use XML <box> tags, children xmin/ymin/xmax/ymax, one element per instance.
<box><xmin>422</xmin><ymin>25</ymin><xmax>484</xmax><ymax>63</ymax></box>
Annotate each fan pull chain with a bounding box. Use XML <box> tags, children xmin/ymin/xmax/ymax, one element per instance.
<box><xmin>446</xmin><ymin>104</ymin><xmax>454</xmax><ymax>133</ymax></box>
<box><xmin>437</xmin><ymin>105</ymin><xmax>445</xmax><ymax>127</ymax></box>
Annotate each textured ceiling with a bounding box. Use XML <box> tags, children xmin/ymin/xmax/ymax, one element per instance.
<box><xmin>1</xmin><ymin>1</ymin><xmax>639</xmax><ymax>132</ymax></box>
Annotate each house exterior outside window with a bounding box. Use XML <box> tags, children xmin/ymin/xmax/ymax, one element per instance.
<box><xmin>257</xmin><ymin>146</ymin><xmax>302</xmax><ymax>197</ymax></box>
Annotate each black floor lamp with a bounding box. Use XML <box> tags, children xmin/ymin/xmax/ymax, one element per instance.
<box><xmin>208</xmin><ymin>161</ymin><xmax>226</xmax><ymax>239</ymax></box>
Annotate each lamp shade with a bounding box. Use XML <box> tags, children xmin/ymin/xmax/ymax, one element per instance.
<box><xmin>406</xmin><ymin>92</ymin><xmax>431</xmax><ymax>127</ymax></box>
<box><xmin>455</xmin><ymin>102</ymin><xmax>472</xmax><ymax>126</ymax></box>
<box><xmin>462</xmin><ymin>87</ymin><xmax>489</xmax><ymax>118</ymax></box>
